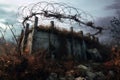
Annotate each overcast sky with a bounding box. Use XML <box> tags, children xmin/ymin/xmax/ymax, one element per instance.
<box><xmin>0</xmin><ymin>0</ymin><xmax>117</xmax><ymax>24</ymax></box>
<box><xmin>0</xmin><ymin>0</ymin><xmax>119</xmax><ymax>42</ymax></box>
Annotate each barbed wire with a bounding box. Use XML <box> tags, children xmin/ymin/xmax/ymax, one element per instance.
<box><xmin>18</xmin><ymin>1</ymin><xmax>104</xmax><ymax>35</ymax></box>
<box><xmin>0</xmin><ymin>23</ymin><xmax>20</xmax><ymax>44</ymax></box>
<box><xmin>110</xmin><ymin>17</ymin><xmax>120</xmax><ymax>40</ymax></box>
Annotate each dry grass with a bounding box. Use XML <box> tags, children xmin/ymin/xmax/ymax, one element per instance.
<box><xmin>0</xmin><ymin>48</ymin><xmax>75</xmax><ymax>80</ymax></box>
<box><xmin>0</xmin><ymin>42</ymin><xmax>120</xmax><ymax>80</ymax></box>
<box><xmin>103</xmin><ymin>46</ymin><xmax>120</xmax><ymax>80</ymax></box>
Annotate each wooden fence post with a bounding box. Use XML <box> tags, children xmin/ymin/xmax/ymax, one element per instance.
<box><xmin>19</xmin><ymin>29</ymin><xmax>24</xmax><ymax>55</ymax></box>
<box><xmin>86</xmin><ymin>33</ymin><xmax>91</xmax><ymax>39</ymax></box>
<box><xmin>31</xmin><ymin>16</ymin><xmax>38</xmax><ymax>54</ymax></box>
<box><xmin>34</xmin><ymin>16</ymin><xmax>38</xmax><ymax>28</ymax></box>
<box><xmin>70</xmin><ymin>27</ymin><xmax>74</xmax><ymax>58</ymax></box>
<box><xmin>51</xmin><ymin>21</ymin><xmax>54</xmax><ymax>28</ymax></box>
<box><xmin>92</xmin><ymin>35</ymin><xmax>95</xmax><ymax>40</ymax></box>
<box><xmin>48</xmin><ymin>21</ymin><xmax>54</xmax><ymax>58</ymax></box>
<box><xmin>24</xmin><ymin>23</ymin><xmax>29</xmax><ymax>47</ymax></box>
<box><xmin>22</xmin><ymin>23</ymin><xmax>29</xmax><ymax>54</ymax></box>
<box><xmin>79</xmin><ymin>30</ymin><xmax>83</xmax><ymax>37</ymax></box>
<box><xmin>24</xmin><ymin>23</ymin><xmax>29</xmax><ymax>41</ymax></box>
<box><xmin>95</xmin><ymin>37</ymin><xmax>99</xmax><ymax>42</ymax></box>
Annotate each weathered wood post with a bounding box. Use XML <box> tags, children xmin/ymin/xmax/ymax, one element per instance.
<box><xmin>86</xmin><ymin>33</ymin><xmax>91</xmax><ymax>39</ymax></box>
<box><xmin>24</xmin><ymin>23</ymin><xmax>29</xmax><ymax>45</ymax></box>
<box><xmin>92</xmin><ymin>35</ymin><xmax>95</xmax><ymax>40</ymax></box>
<box><xmin>21</xmin><ymin>23</ymin><xmax>29</xmax><ymax>54</ymax></box>
<box><xmin>19</xmin><ymin>29</ymin><xmax>24</xmax><ymax>55</ymax></box>
<box><xmin>34</xmin><ymin>16</ymin><xmax>38</xmax><ymax>29</ymax></box>
<box><xmin>48</xmin><ymin>21</ymin><xmax>54</xmax><ymax>58</ymax></box>
<box><xmin>31</xmin><ymin>16</ymin><xmax>38</xmax><ymax>54</ymax></box>
<box><xmin>92</xmin><ymin>35</ymin><xmax>99</xmax><ymax>42</ymax></box>
<box><xmin>51</xmin><ymin>21</ymin><xmax>55</xmax><ymax>59</ymax></box>
<box><xmin>79</xmin><ymin>31</ymin><xmax>87</xmax><ymax>61</ymax></box>
<box><xmin>79</xmin><ymin>30</ymin><xmax>83</xmax><ymax>37</ymax></box>
<box><xmin>51</xmin><ymin>21</ymin><xmax>54</xmax><ymax>28</ymax></box>
<box><xmin>95</xmin><ymin>37</ymin><xmax>99</xmax><ymax>42</ymax></box>
<box><xmin>70</xmin><ymin>27</ymin><xmax>74</xmax><ymax>58</ymax></box>
<box><xmin>78</xmin><ymin>30</ymin><xmax>83</xmax><ymax>60</ymax></box>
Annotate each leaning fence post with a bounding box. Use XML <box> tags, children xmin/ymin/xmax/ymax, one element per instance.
<box><xmin>23</xmin><ymin>23</ymin><xmax>29</xmax><ymax>51</ymax></box>
<box><xmin>24</xmin><ymin>23</ymin><xmax>29</xmax><ymax>44</ymax></box>
<box><xmin>19</xmin><ymin>29</ymin><xmax>24</xmax><ymax>55</ymax></box>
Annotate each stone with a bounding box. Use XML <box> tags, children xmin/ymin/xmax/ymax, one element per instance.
<box><xmin>65</xmin><ymin>71</ymin><xmax>75</xmax><ymax>80</ymax></box>
<box><xmin>87</xmin><ymin>48</ymin><xmax>102</xmax><ymax>61</ymax></box>
<box><xmin>94</xmin><ymin>72</ymin><xmax>105</xmax><ymax>80</ymax></box>
<box><xmin>59</xmin><ymin>77</ymin><xmax>66</xmax><ymax>80</ymax></box>
<box><xmin>86</xmin><ymin>71</ymin><xmax>96</xmax><ymax>80</ymax></box>
<box><xmin>77</xmin><ymin>65</ymin><xmax>88</xmax><ymax>71</ymax></box>
<box><xmin>75</xmin><ymin>77</ymin><xmax>86</xmax><ymax>80</ymax></box>
<box><xmin>47</xmin><ymin>73</ymin><xmax>58</xmax><ymax>80</ymax></box>
<box><xmin>65</xmin><ymin>75</ymin><xmax>75</xmax><ymax>80</ymax></box>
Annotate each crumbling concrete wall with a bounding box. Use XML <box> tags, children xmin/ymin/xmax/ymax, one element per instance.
<box><xmin>21</xmin><ymin>17</ymin><xmax>101</xmax><ymax>61</ymax></box>
<box><xmin>29</xmin><ymin>29</ymin><xmax>87</xmax><ymax>60</ymax></box>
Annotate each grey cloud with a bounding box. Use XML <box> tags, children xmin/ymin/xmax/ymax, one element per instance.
<box><xmin>107</xmin><ymin>3</ymin><xmax>120</xmax><ymax>10</ymax></box>
<box><xmin>0</xmin><ymin>4</ymin><xmax>11</xmax><ymax>8</ymax></box>
<box><xmin>0</xmin><ymin>5</ymin><xmax>20</xmax><ymax>40</ymax></box>
<box><xmin>0</xmin><ymin>8</ymin><xmax>8</xmax><ymax>15</ymax></box>
<box><xmin>0</xmin><ymin>6</ymin><xmax>17</xmax><ymax>24</ymax></box>
<box><xmin>95</xmin><ymin>16</ymin><xmax>112</xmax><ymax>27</ymax></box>
<box><xmin>95</xmin><ymin>16</ymin><xmax>113</xmax><ymax>37</ymax></box>
<box><xmin>106</xmin><ymin>0</ymin><xmax>120</xmax><ymax>10</ymax></box>
<box><xmin>94</xmin><ymin>16</ymin><xmax>114</xmax><ymax>43</ymax></box>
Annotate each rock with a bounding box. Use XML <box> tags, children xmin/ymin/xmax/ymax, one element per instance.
<box><xmin>94</xmin><ymin>72</ymin><xmax>105</xmax><ymax>80</ymax></box>
<box><xmin>108</xmin><ymin>70</ymin><xmax>114</xmax><ymax>76</ymax></box>
<box><xmin>59</xmin><ymin>77</ymin><xmax>66</xmax><ymax>80</ymax></box>
<box><xmin>75</xmin><ymin>65</ymin><xmax>89</xmax><ymax>77</ymax></box>
<box><xmin>65</xmin><ymin>71</ymin><xmax>75</xmax><ymax>80</ymax></box>
<box><xmin>86</xmin><ymin>71</ymin><xmax>96</xmax><ymax>80</ymax></box>
<box><xmin>86</xmin><ymin>71</ymin><xmax>105</xmax><ymax>80</ymax></box>
<box><xmin>87</xmin><ymin>48</ymin><xmax>102</xmax><ymax>61</ymax></box>
<box><xmin>47</xmin><ymin>73</ymin><xmax>58</xmax><ymax>80</ymax></box>
<box><xmin>106</xmin><ymin>70</ymin><xmax>115</xmax><ymax>80</ymax></box>
<box><xmin>59</xmin><ymin>74</ymin><xmax>66</xmax><ymax>80</ymax></box>
<box><xmin>65</xmin><ymin>75</ymin><xmax>75</xmax><ymax>80</ymax></box>
<box><xmin>75</xmin><ymin>77</ymin><xmax>86</xmax><ymax>80</ymax></box>
<box><xmin>77</xmin><ymin>65</ymin><xmax>88</xmax><ymax>71</ymax></box>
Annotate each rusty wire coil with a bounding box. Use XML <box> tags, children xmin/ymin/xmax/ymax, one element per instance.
<box><xmin>17</xmin><ymin>1</ymin><xmax>104</xmax><ymax>36</ymax></box>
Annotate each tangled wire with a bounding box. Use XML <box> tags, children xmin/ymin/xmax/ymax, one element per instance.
<box><xmin>18</xmin><ymin>1</ymin><xmax>104</xmax><ymax>35</ymax></box>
